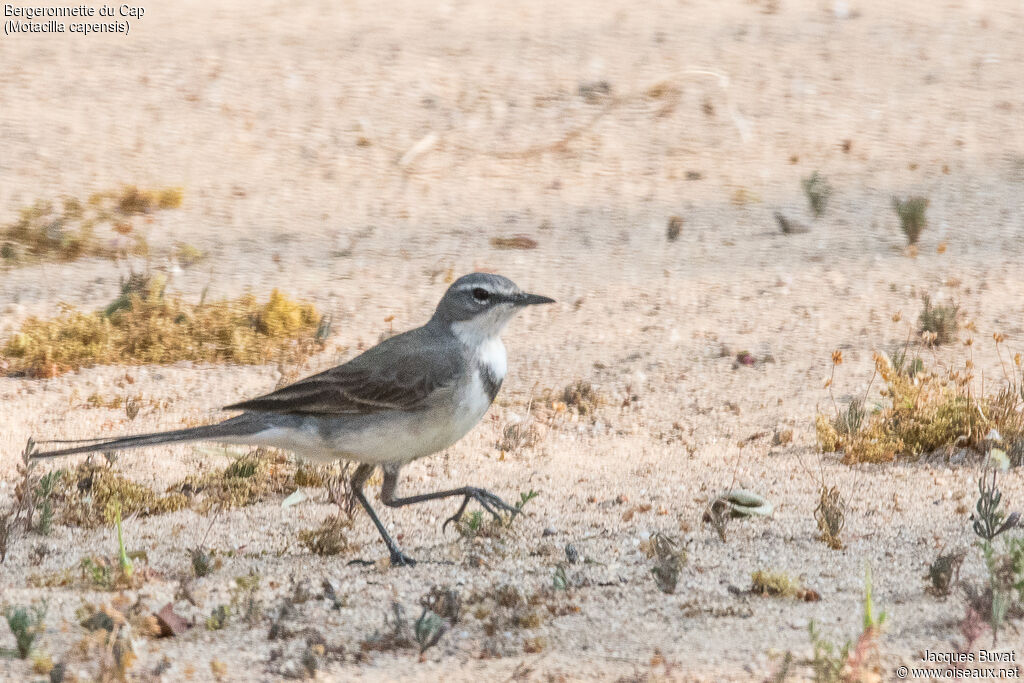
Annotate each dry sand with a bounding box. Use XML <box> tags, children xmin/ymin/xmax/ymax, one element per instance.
<box><xmin>2</xmin><ymin>0</ymin><xmax>1024</xmax><ymax>680</ymax></box>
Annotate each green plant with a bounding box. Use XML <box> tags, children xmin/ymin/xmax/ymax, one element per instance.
<box><xmin>456</xmin><ymin>510</ymin><xmax>486</xmax><ymax>538</ymax></box>
<box><xmin>893</xmin><ymin>195</ymin><xmax>929</xmax><ymax>245</ymax></box>
<box><xmin>3</xmin><ymin>602</ymin><xmax>46</xmax><ymax>658</ymax></box>
<box><xmin>206</xmin><ymin>573</ymin><xmax>263</xmax><ymax>630</ymax></box>
<box><xmin>511</xmin><ymin>490</ymin><xmax>540</xmax><ymax>525</ymax></box>
<box><xmin>807</xmin><ymin>621</ymin><xmax>849</xmax><ymax>683</ymax></box>
<box><xmin>969</xmin><ymin>466</ymin><xmax>1023</xmax><ymax>640</ymax></box>
<box><xmin>413</xmin><ymin>610</ymin><xmax>448</xmax><ymax>654</ymax></box>
<box><xmin>190</xmin><ymin>548</ymin><xmax>216</xmax><ymax>577</ymax></box>
<box><xmin>801</xmin><ymin>172</ymin><xmax>833</xmax><ymax>218</ymax></box>
<box><xmin>33</xmin><ymin>470</ymin><xmax>63</xmax><ymax>536</ymax></box>
<box><xmin>552</xmin><ymin>565</ymin><xmax>568</xmax><ymax>591</ymax></box>
<box><xmin>114</xmin><ymin>502</ymin><xmax>133</xmax><ymax>581</ymax></box>
<box><xmin>206</xmin><ymin>605</ymin><xmax>231</xmax><ymax>631</ymax></box>
<box><xmin>803</xmin><ymin>565</ymin><xmax>886</xmax><ymax>682</ymax></box>
<box><xmin>918</xmin><ymin>295</ymin><xmax>959</xmax><ymax>345</ymax></box>
<box><xmin>830</xmin><ymin>397</ymin><xmax>865</xmax><ymax>437</ymax></box>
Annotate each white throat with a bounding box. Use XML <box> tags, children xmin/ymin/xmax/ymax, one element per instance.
<box><xmin>451</xmin><ymin>319</ymin><xmax>508</xmax><ymax>381</ymax></box>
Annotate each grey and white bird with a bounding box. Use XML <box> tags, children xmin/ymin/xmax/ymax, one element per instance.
<box><xmin>30</xmin><ymin>273</ymin><xmax>555</xmax><ymax>566</ymax></box>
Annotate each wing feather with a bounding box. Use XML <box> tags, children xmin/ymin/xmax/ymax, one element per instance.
<box><xmin>224</xmin><ymin>327</ymin><xmax>461</xmax><ymax>416</ymax></box>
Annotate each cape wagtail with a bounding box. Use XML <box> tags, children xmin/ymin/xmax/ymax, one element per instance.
<box><xmin>30</xmin><ymin>272</ymin><xmax>555</xmax><ymax>566</ymax></box>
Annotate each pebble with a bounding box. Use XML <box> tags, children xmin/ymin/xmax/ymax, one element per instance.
<box><xmin>542</xmin><ymin>527</ymin><xmax>557</xmax><ymax>537</ymax></box>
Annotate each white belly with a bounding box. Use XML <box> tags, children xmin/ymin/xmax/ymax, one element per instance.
<box><xmin>232</xmin><ymin>368</ymin><xmax>496</xmax><ymax>466</ymax></box>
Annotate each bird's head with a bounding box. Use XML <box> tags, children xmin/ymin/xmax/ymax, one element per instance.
<box><xmin>432</xmin><ymin>272</ymin><xmax>554</xmax><ymax>341</ymax></box>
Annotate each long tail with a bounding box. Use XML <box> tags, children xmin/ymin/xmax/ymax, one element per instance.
<box><xmin>30</xmin><ymin>415</ymin><xmax>265</xmax><ymax>460</ymax></box>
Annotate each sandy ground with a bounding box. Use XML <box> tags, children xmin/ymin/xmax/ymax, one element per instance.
<box><xmin>2</xmin><ymin>0</ymin><xmax>1024</xmax><ymax>680</ymax></box>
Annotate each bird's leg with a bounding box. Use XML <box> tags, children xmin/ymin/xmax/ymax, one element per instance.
<box><xmin>350</xmin><ymin>464</ymin><xmax>416</xmax><ymax>567</ymax></box>
<box><xmin>380</xmin><ymin>466</ymin><xmax>520</xmax><ymax>533</ymax></box>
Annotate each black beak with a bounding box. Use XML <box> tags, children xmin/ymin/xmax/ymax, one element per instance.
<box><xmin>515</xmin><ymin>292</ymin><xmax>556</xmax><ymax>306</ymax></box>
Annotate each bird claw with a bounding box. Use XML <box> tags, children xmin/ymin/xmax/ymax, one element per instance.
<box><xmin>441</xmin><ymin>488</ymin><xmax>519</xmax><ymax>533</ymax></box>
<box><xmin>389</xmin><ymin>550</ymin><xmax>417</xmax><ymax>567</ymax></box>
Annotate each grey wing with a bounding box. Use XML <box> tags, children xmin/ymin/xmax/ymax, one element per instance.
<box><xmin>223</xmin><ymin>328</ymin><xmax>461</xmax><ymax>416</ymax></box>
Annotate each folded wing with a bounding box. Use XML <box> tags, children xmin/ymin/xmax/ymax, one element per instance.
<box><xmin>224</xmin><ymin>327</ymin><xmax>461</xmax><ymax>416</ymax></box>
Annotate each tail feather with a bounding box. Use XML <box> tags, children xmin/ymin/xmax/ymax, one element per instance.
<box><xmin>30</xmin><ymin>415</ymin><xmax>263</xmax><ymax>460</ymax></box>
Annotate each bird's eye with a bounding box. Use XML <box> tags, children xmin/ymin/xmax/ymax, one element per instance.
<box><xmin>471</xmin><ymin>287</ymin><xmax>490</xmax><ymax>302</ymax></box>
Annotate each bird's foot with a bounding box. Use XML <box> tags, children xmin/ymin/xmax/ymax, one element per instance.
<box><xmin>389</xmin><ymin>549</ymin><xmax>417</xmax><ymax>567</ymax></box>
<box><xmin>442</xmin><ymin>487</ymin><xmax>520</xmax><ymax>533</ymax></box>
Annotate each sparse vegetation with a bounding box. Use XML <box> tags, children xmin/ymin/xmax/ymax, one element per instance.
<box><xmin>965</xmin><ymin>466</ymin><xmax>1024</xmax><ymax>640</ymax></box>
<box><xmin>925</xmin><ymin>549</ymin><xmax>966</xmax><ymax>597</ymax></box>
<box><xmin>53</xmin><ymin>461</ymin><xmax>188</xmax><ymax>527</ymax></box>
<box><xmin>801</xmin><ymin>172</ymin><xmax>833</xmax><ymax>218</ymax></box>
<box><xmin>497</xmin><ymin>418</ymin><xmax>542</xmax><ymax>452</ymax></box>
<box><xmin>78</xmin><ymin>504</ymin><xmax>152</xmax><ymax>590</ymax></box>
<box><xmin>298</xmin><ymin>515</ymin><xmax>355</xmax><ymax>556</ymax></box>
<box><xmin>647</xmin><ymin>533</ymin><xmax>685</xmax><ymax>594</ymax></box>
<box><xmin>816</xmin><ymin>332</ymin><xmax>1024</xmax><ymax>464</ymax></box>
<box><xmin>172</xmin><ymin>450</ymin><xmax>295</xmax><ymax>512</ymax></box>
<box><xmin>814</xmin><ymin>485</ymin><xmax>846</xmax><ymax>550</ymax></box>
<box><xmin>918</xmin><ymin>295</ymin><xmax>959</xmax><ymax>345</ymax></box>
<box><xmin>556</xmin><ymin>380</ymin><xmax>605</xmax><ymax>416</ymax></box>
<box><xmin>1</xmin><ymin>272</ymin><xmax>323</xmax><ymax>377</ymax></box>
<box><xmin>37</xmin><ymin>450</ymin><xmax>300</xmax><ymax>532</ymax></box>
<box><xmin>782</xmin><ymin>566</ymin><xmax>886</xmax><ymax>682</ymax></box>
<box><xmin>893</xmin><ymin>195</ymin><xmax>929</xmax><ymax>245</ymax></box>
<box><xmin>0</xmin><ymin>186</ymin><xmax>182</xmax><ymax>266</ymax></box>
<box><xmin>750</xmin><ymin>570</ymin><xmax>819</xmax><ymax>601</ymax></box>
<box><xmin>454</xmin><ymin>490</ymin><xmax>537</xmax><ymax>539</ymax></box>
<box><xmin>207</xmin><ymin>573</ymin><xmax>263</xmax><ymax>630</ymax></box>
<box><xmin>76</xmin><ymin>600</ymin><xmax>139</xmax><ymax>680</ymax></box>
<box><xmin>3</xmin><ymin>601</ymin><xmax>46</xmax><ymax>658</ymax></box>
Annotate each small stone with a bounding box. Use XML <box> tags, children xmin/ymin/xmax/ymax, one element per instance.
<box><xmin>155</xmin><ymin>603</ymin><xmax>190</xmax><ymax>638</ymax></box>
<box><xmin>565</xmin><ymin>544</ymin><xmax>579</xmax><ymax>564</ymax></box>
<box><xmin>542</xmin><ymin>527</ymin><xmax>557</xmax><ymax>537</ymax></box>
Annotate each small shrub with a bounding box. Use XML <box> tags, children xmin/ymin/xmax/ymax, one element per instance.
<box><xmin>815</xmin><ymin>349</ymin><xmax>1006</xmax><ymax>464</ymax></box>
<box><xmin>173</xmin><ymin>451</ymin><xmax>293</xmax><ymax>512</ymax></box>
<box><xmin>968</xmin><ymin>467</ymin><xmax>1024</xmax><ymax>640</ymax></box>
<box><xmin>3</xmin><ymin>602</ymin><xmax>46</xmax><ymax>658</ymax></box>
<box><xmin>55</xmin><ymin>462</ymin><xmax>187</xmax><ymax>527</ymax></box>
<box><xmin>559</xmin><ymin>380</ymin><xmax>604</xmax><ymax>415</ymax></box>
<box><xmin>918</xmin><ymin>295</ymin><xmax>959</xmax><ymax>345</ymax></box>
<box><xmin>803</xmin><ymin>566</ymin><xmax>885</xmax><ymax>682</ymax></box>
<box><xmin>815</xmin><ymin>486</ymin><xmax>846</xmax><ymax>550</ymax></box>
<box><xmin>801</xmin><ymin>172</ymin><xmax>833</xmax><ymax>218</ymax></box>
<box><xmin>649</xmin><ymin>533</ymin><xmax>686</xmax><ymax>594</ymax></box>
<box><xmin>298</xmin><ymin>516</ymin><xmax>354</xmax><ymax>556</ymax></box>
<box><xmin>0</xmin><ymin>186</ymin><xmax>182</xmax><ymax>266</ymax></box>
<box><xmin>893</xmin><ymin>195</ymin><xmax>929</xmax><ymax>245</ymax></box>
<box><xmin>925</xmin><ymin>549</ymin><xmax>966</xmax><ymax>597</ymax></box>
<box><xmin>1</xmin><ymin>274</ymin><xmax>322</xmax><ymax>377</ymax></box>
<box><xmin>751</xmin><ymin>570</ymin><xmax>819</xmax><ymax>601</ymax></box>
